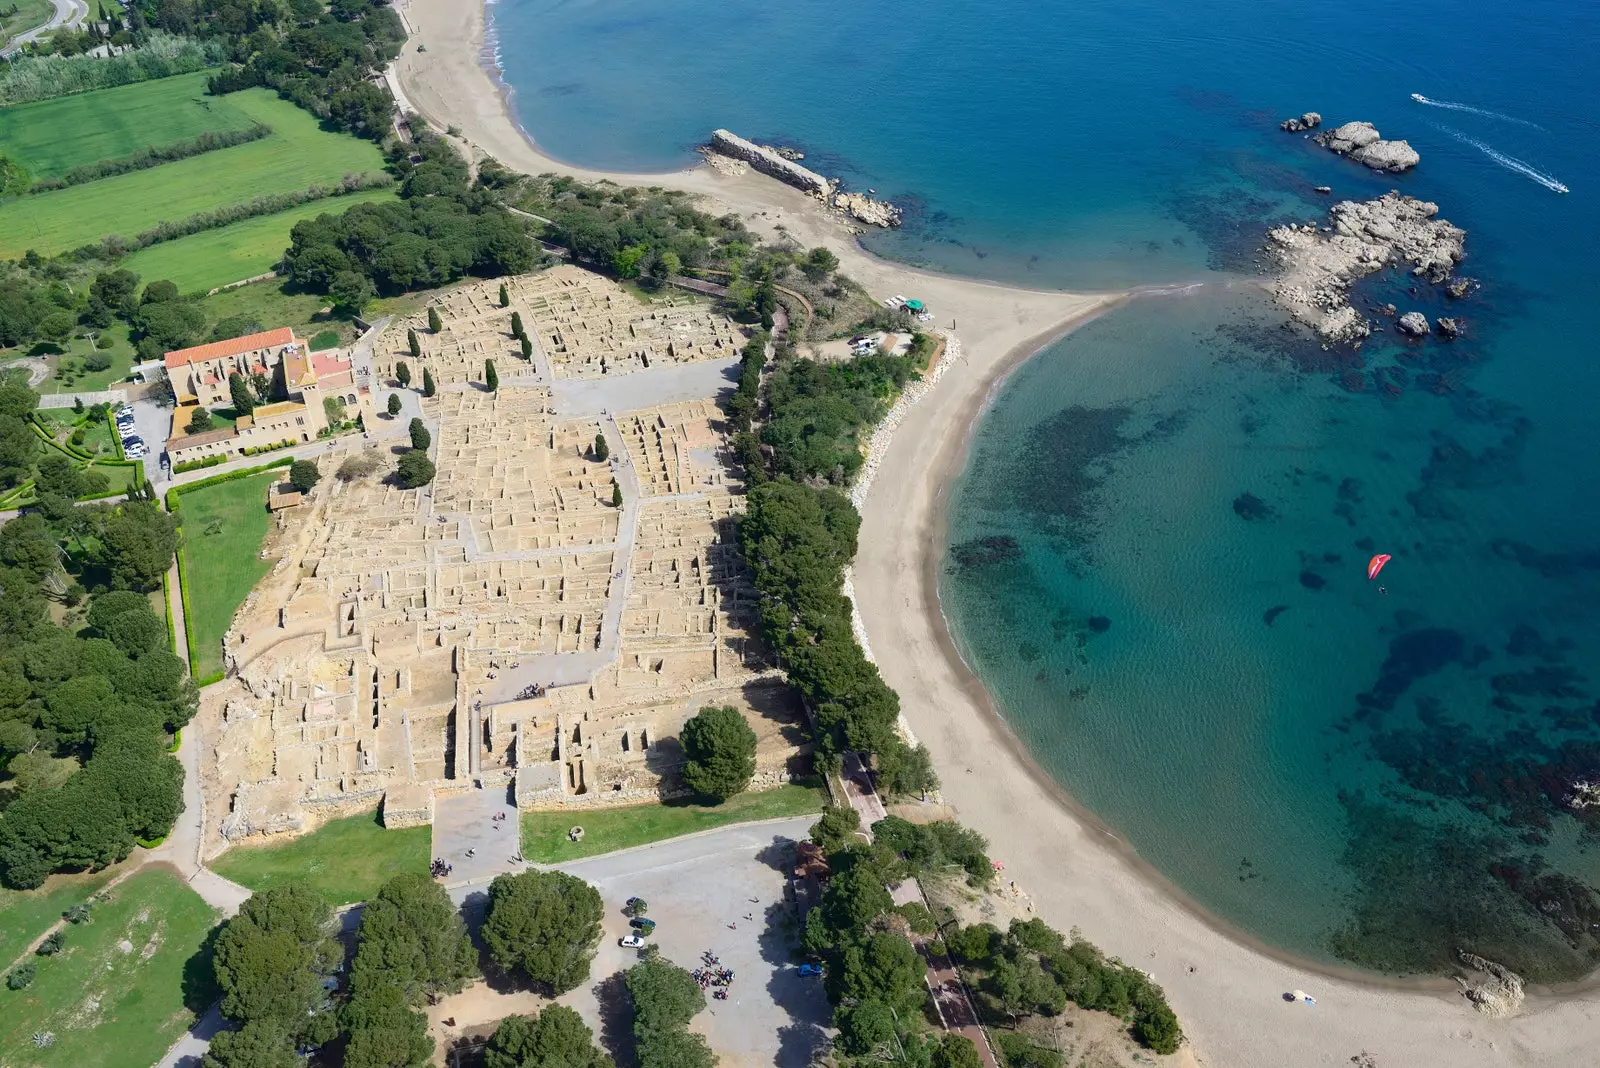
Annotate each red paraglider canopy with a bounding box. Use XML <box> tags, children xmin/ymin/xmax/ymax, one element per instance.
<box><xmin>1367</xmin><ymin>554</ymin><xmax>1392</xmax><ymax>580</ymax></box>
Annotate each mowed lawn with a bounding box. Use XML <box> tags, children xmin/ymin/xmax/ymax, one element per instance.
<box><xmin>522</xmin><ymin>783</ymin><xmax>825</xmax><ymax>864</ymax></box>
<box><xmin>0</xmin><ymin>71</ymin><xmax>256</xmax><ymax>179</ymax></box>
<box><xmin>0</xmin><ymin>868</ymin><xmax>220</xmax><ymax>1068</ymax></box>
<box><xmin>122</xmin><ymin>186</ymin><xmax>400</xmax><ymax>294</ymax></box>
<box><xmin>0</xmin><ymin>88</ymin><xmax>387</xmax><ymax>257</ymax></box>
<box><xmin>211</xmin><ymin>812</ymin><xmax>430</xmax><ymax>907</ymax></box>
<box><xmin>175</xmin><ymin>470</ymin><xmax>279</xmax><ymax>679</ymax></box>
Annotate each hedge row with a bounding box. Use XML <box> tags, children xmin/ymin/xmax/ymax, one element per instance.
<box><xmin>30</xmin><ymin>124</ymin><xmax>273</xmax><ymax>192</ymax></box>
<box><xmin>167</xmin><ymin>455</ymin><xmax>295</xmax><ymax>509</ymax></box>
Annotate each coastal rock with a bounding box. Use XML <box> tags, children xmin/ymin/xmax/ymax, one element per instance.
<box><xmin>1396</xmin><ymin>311</ymin><xmax>1431</xmax><ymax>336</ymax></box>
<box><xmin>1315</xmin><ymin>121</ymin><xmax>1421</xmax><ymax>172</ymax></box>
<box><xmin>1279</xmin><ymin>111</ymin><xmax>1323</xmax><ymax>133</ymax></box>
<box><xmin>1456</xmin><ymin>952</ymin><xmax>1525</xmax><ymax>1018</ymax></box>
<box><xmin>1436</xmin><ymin>316</ymin><xmax>1461</xmax><ymax>339</ymax></box>
<box><xmin>833</xmin><ymin>190</ymin><xmax>903</xmax><ymax>228</ymax></box>
<box><xmin>1446</xmin><ymin>276</ymin><xmax>1475</xmax><ymax>299</ymax></box>
<box><xmin>1265</xmin><ymin>191</ymin><xmax>1466</xmax><ymax>344</ymax></box>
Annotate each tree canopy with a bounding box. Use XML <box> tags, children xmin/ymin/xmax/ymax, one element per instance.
<box><xmin>678</xmin><ymin>705</ymin><xmax>758</xmax><ymax>801</ymax></box>
<box><xmin>481</xmin><ymin>869</ymin><xmax>604</xmax><ymax>993</ymax></box>
<box><xmin>485</xmin><ymin>1005</ymin><xmax>613</xmax><ymax>1068</ymax></box>
<box><xmin>212</xmin><ymin>885</ymin><xmax>341</xmax><ymax>1047</ymax></box>
<box><xmin>627</xmin><ymin>959</ymin><xmax>715</xmax><ymax>1068</ymax></box>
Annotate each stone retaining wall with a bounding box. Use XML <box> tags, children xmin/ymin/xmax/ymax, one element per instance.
<box><xmin>710</xmin><ymin>129</ymin><xmax>832</xmax><ymax>196</ymax></box>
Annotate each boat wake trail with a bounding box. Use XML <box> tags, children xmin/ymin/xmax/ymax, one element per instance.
<box><xmin>1434</xmin><ymin>124</ymin><xmax>1570</xmax><ymax>193</ymax></box>
<box><xmin>1411</xmin><ymin>93</ymin><xmax>1543</xmax><ymax>129</ymax></box>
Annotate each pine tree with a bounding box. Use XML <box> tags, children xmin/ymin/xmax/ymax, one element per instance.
<box><xmin>395</xmin><ymin>360</ymin><xmax>411</xmax><ymax>388</ymax></box>
<box><xmin>407</xmin><ymin>328</ymin><xmax>421</xmax><ymax>360</ymax></box>
<box><xmin>427</xmin><ymin>306</ymin><xmax>442</xmax><ymax>334</ymax></box>
<box><xmin>499</xmin><ymin>282</ymin><xmax>510</xmax><ymax>308</ymax></box>
<box><xmin>422</xmin><ymin>367</ymin><xmax>436</xmax><ymax>398</ymax></box>
<box><xmin>484</xmin><ymin>359</ymin><xmax>498</xmax><ymax>392</ymax></box>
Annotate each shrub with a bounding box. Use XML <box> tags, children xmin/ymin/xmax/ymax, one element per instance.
<box><xmin>94</xmin><ymin>335</ymin><xmax>115</xmax><ymax>349</ymax></box>
<box><xmin>288</xmin><ymin>460</ymin><xmax>320</xmax><ymax>494</ymax></box>
<box><xmin>337</xmin><ymin>453</ymin><xmax>381</xmax><ymax>481</ymax></box>
<box><xmin>83</xmin><ymin>351</ymin><xmax>113</xmax><ymax>372</ymax></box>
<box><xmin>7</xmin><ymin>961</ymin><xmax>36</xmax><ymax>989</ymax></box>
<box><xmin>36</xmin><ymin>930</ymin><xmax>65</xmax><ymax>956</ymax></box>
<box><xmin>395</xmin><ymin>451</ymin><xmax>435</xmax><ymax>489</ymax></box>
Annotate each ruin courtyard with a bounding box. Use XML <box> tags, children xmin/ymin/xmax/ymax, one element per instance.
<box><xmin>196</xmin><ymin>266</ymin><xmax>808</xmax><ymax>856</ymax></box>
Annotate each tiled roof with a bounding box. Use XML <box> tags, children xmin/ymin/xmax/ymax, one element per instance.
<box><xmin>310</xmin><ymin>351</ymin><xmax>351</xmax><ymax>378</ymax></box>
<box><xmin>164</xmin><ymin>328</ymin><xmax>298</xmax><ymax>369</ymax></box>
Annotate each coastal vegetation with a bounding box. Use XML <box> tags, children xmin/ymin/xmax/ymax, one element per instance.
<box><xmin>519</xmin><ymin>783</ymin><xmax>824</xmax><ymax>863</ymax></box>
<box><xmin>209</xmin><ymin>810</ymin><xmax>430</xmax><ymax>907</ymax></box>
<box><xmin>0</xmin><ymin>868</ymin><xmax>220</xmax><ymax>1068</ymax></box>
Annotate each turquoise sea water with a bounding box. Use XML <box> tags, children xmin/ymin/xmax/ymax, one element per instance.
<box><xmin>492</xmin><ymin>0</ymin><xmax>1600</xmax><ymax>979</ymax></box>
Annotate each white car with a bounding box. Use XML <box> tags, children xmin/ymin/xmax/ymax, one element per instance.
<box><xmin>619</xmin><ymin>934</ymin><xmax>647</xmax><ymax>949</ymax></box>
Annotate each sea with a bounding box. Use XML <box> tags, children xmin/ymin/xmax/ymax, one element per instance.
<box><xmin>489</xmin><ymin>0</ymin><xmax>1600</xmax><ymax>982</ymax></box>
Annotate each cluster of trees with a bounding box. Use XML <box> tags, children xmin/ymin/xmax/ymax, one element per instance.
<box><xmin>157</xmin><ymin>0</ymin><xmax>407</xmax><ymax>141</ymax></box>
<box><xmin>870</xmin><ymin>816</ymin><xmax>994</xmax><ymax>888</ymax></box>
<box><xmin>678</xmin><ymin>704</ymin><xmax>758</xmax><ymax>801</ymax></box>
<box><xmin>945</xmin><ymin>918</ymin><xmax>1181</xmax><ymax>1055</ymax></box>
<box><xmin>283</xmin><ymin>133</ymin><xmax>534</xmax><ymax>307</ymax></box>
<box><xmin>738</xmin><ymin>479</ymin><xmax>935</xmax><ymax>796</ymax></box>
<box><xmin>626</xmin><ymin>958</ymin><xmax>717</xmax><ymax>1068</ymax></box>
<box><xmin>485</xmin><ymin>1004</ymin><xmax>613</xmax><ymax>1068</ymax></box>
<box><xmin>0</xmin><ymin>32</ymin><xmax>226</xmax><ymax>106</ymax></box>
<box><xmin>761</xmin><ymin>349</ymin><xmax>919</xmax><ymax>484</ymax></box>
<box><xmin>799</xmin><ymin>809</ymin><xmax>980</xmax><ymax>1068</ymax></box>
<box><xmin>481</xmin><ymin>869</ymin><xmax>604</xmax><ymax>994</ymax></box>
<box><xmin>0</xmin><ymin>260</ymin><xmax>214</xmax><ymax>366</ymax></box>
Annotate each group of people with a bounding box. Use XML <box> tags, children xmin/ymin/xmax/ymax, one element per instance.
<box><xmin>430</xmin><ymin>858</ymin><xmax>454</xmax><ymax>877</ymax></box>
<box><xmin>696</xmin><ymin>951</ymin><xmax>734</xmax><ymax>1000</ymax></box>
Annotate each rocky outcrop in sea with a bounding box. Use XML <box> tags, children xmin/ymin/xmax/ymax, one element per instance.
<box><xmin>1313</xmin><ymin>121</ymin><xmax>1421</xmax><ymax>173</ymax></box>
<box><xmin>1265</xmin><ymin>191</ymin><xmax>1466</xmax><ymax>343</ymax></box>
<box><xmin>705</xmin><ymin>128</ymin><xmax>903</xmax><ymax>228</ymax></box>
<box><xmin>1279</xmin><ymin>111</ymin><xmax>1321</xmax><ymax>132</ymax></box>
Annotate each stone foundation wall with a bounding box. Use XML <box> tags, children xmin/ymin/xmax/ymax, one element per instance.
<box><xmin>710</xmin><ymin>130</ymin><xmax>832</xmax><ymax>196</ymax></box>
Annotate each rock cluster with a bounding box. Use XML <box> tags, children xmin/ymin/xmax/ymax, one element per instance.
<box><xmin>1436</xmin><ymin>316</ymin><xmax>1461</xmax><ymax>339</ymax></box>
<box><xmin>1265</xmin><ymin>191</ymin><xmax>1466</xmax><ymax>343</ymax></box>
<box><xmin>1314</xmin><ymin>121</ymin><xmax>1420</xmax><ymax>172</ymax></box>
<box><xmin>706</xmin><ymin>128</ymin><xmax>902</xmax><ymax>228</ymax></box>
<box><xmin>1456</xmin><ymin>952</ymin><xmax>1525</xmax><ymax>1018</ymax></box>
<box><xmin>1280</xmin><ymin>111</ymin><xmax>1322</xmax><ymax>132</ymax></box>
<box><xmin>1396</xmin><ymin>311</ymin><xmax>1431</xmax><ymax>336</ymax></box>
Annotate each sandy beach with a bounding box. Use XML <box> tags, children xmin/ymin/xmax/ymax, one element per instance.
<box><xmin>393</xmin><ymin>2</ymin><xmax>1600</xmax><ymax>1063</ymax></box>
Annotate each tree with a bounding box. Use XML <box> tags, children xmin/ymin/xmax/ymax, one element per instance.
<box><xmin>141</xmin><ymin>280</ymin><xmax>179</xmax><ymax>305</ymax></box>
<box><xmin>592</xmin><ymin>432</ymin><xmax>608</xmax><ymax>462</ymax></box>
<box><xmin>611</xmin><ymin>481</ymin><xmax>623</xmax><ymax>508</ymax></box>
<box><xmin>395</xmin><ymin>452</ymin><xmax>436</xmax><ymax>489</ymax></box>
<box><xmin>678</xmin><ymin>705</ymin><xmax>757</xmax><ymax>801</ymax></box>
<box><xmin>485</xmin><ymin>1005</ymin><xmax>612</xmax><ymax>1068</ymax></box>
<box><xmin>351</xmin><ymin>874</ymin><xmax>476</xmax><ymax>1002</ymax></box>
<box><xmin>499</xmin><ymin>282</ymin><xmax>510</xmax><ymax>308</ymax></box>
<box><xmin>202</xmin><ymin>1020</ymin><xmax>301</xmax><ymax>1068</ymax></box>
<box><xmin>801</xmin><ymin>246</ymin><xmax>840</xmax><ymax>281</ymax></box>
<box><xmin>395</xmin><ymin>360</ymin><xmax>411</xmax><ymax>388</ymax></box>
<box><xmin>510</xmin><ymin>311</ymin><xmax>523</xmax><ymax>337</ymax></box>
<box><xmin>485</xmin><ymin>359</ymin><xmax>498</xmax><ymax>392</ymax></box>
<box><xmin>408</xmin><ymin>418</ymin><xmax>430</xmax><ymax>452</ymax></box>
<box><xmin>481</xmin><ymin>870</ymin><xmax>603</xmax><ymax>993</ymax></box>
<box><xmin>931</xmin><ymin>1034</ymin><xmax>981</xmax><ymax>1068</ymax></box>
<box><xmin>249</xmin><ymin>371</ymin><xmax>273</xmax><ymax>404</ymax></box>
<box><xmin>229</xmin><ymin>372</ymin><xmax>256</xmax><ymax>416</ymax></box>
<box><xmin>187</xmin><ymin>406</ymin><xmax>214</xmax><ymax>433</ymax></box>
<box><xmin>810</xmin><ymin>805</ymin><xmax>861</xmax><ymax>853</ymax></box>
<box><xmin>0</xmin><ymin>414</ymin><xmax>38</xmax><ymax>489</ymax></box>
<box><xmin>407</xmin><ymin>328</ymin><xmax>421</xmax><ymax>360</ymax></box>
<box><xmin>626</xmin><ymin>958</ymin><xmax>706</xmax><ymax>1033</ymax></box>
<box><xmin>613</xmin><ymin>243</ymin><xmax>647</xmax><ymax>279</ymax></box>
<box><xmin>387</xmin><ymin>393</ymin><xmax>402</xmax><ymax>417</ymax></box>
<box><xmin>1134</xmin><ymin>1004</ymin><xmax>1182</xmax><ymax>1055</ymax></box>
<box><xmin>652</xmin><ymin>250</ymin><xmax>681</xmax><ymax>281</ymax></box>
<box><xmin>329</xmin><ymin>270</ymin><xmax>376</xmax><ymax>315</ymax></box>
<box><xmin>98</xmin><ymin>501</ymin><xmax>178</xmax><ymax>591</ymax></box>
<box><xmin>422</xmin><ymin>367</ymin><xmax>436</xmax><ymax>397</ymax></box>
<box><xmin>289</xmin><ymin>460</ymin><xmax>320</xmax><ymax>494</ymax></box>
<box><xmin>212</xmin><ymin>886</ymin><xmax>340</xmax><ymax>1043</ymax></box>
<box><xmin>338</xmin><ymin>453</ymin><xmax>381</xmax><ymax>481</ymax></box>
<box><xmin>636</xmin><ymin>1028</ymin><xmax>716</xmax><ymax>1068</ymax></box>
<box><xmin>427</xmin><ymin>306</ymin><xmax>441</xmax><ymax>333</ymax></box>
<box><xmin>835</xmin><ymin>999</ymin><xmax>895</xmax><ymax>1055</ymax></box>
<box><xmin>342</xmin><ymin>981</ymin><xmax>433</xmax><ymax>1068</ymax></box>
<box><xmin>521</xmin><ymin>334</ymin><xmax>533</xmax><ymax>360</ymax></box>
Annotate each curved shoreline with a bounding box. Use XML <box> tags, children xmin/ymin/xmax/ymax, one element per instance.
<box><xmin>393</xmin><ymin>2</ymin><xmax>1600</xmax><ymax>1063</ymax></box>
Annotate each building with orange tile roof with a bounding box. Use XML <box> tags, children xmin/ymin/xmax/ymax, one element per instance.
<box><xmin>165</xmin><ymin>328</ymin><xmax>303</xmax><ymax>408</ymax></box>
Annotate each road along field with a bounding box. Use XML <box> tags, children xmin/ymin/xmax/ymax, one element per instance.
<box><xmin>0</xmin><ymin>70</ymin><xmax>257</xmax><ymax>179</ymax></box>
<box><xmin>0</xmin><ymin>86</ymin><xmax>387</xmax><ymax>258</ymax></box>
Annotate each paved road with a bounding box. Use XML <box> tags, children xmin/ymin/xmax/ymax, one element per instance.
<box><xmin>2</xmin><ymin>0</ymin><xmax>89</xmax><ymax>57</ymax></box>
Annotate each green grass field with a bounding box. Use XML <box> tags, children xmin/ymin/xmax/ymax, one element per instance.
<box><xmin>0</xmin><ymin>0</ymin><xmax>53</xmax><ymax>51</ymax></box>
<box><xmin>0</xmin><ymin>72</ymin><xmax>256</xmax><ymax>180</ymax></box>
<box><xmin>0</xmin><ymin>870</ymin><xmax>115</xmax><ymax>965</ymax></box>
<box><xmin>211</xmin><ymin>812</ymin><xmax>430</xmax><ymax>907</ymax></box>
<box><xmin>0</xmin><ymin>868</ymin><xmax>219</xmax><ymax>1068</ymax></box>
<box><xmin>521</xmin><ymin>784</ymin><xmax>825</xmax><ymax>864</ymax></box>
<box><xmin>0</xmin><ymin>88</ymin><xmax>387</xmax><ymax>257</ymax></box>
<box><xmin>36</xmin><ymin>326</ymin><xmax>138</xmax><ymax>396</ymax></box>
<box><xmin>174</xmin><ymin>470</ymin><xmax>279</xmax><ymax>678</ymax></box>
<box><xmin>121</xmin><ymin>186</ymin><xmax>400</xmax><ymax>294</ymax></box>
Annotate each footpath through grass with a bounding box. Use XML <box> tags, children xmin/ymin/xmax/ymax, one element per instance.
<box><xmin>522</xmin><ymin>783</ymin><xmax>825</xmax><ymax>864</ymax></box>
<box><xmin>122</xmin><ymin>186</ymin><xmax>399</xmax><ymax>294</ymax></box>
<box><xmin>0</xmin><ymin>71</ymin><xmax>255</xmax><ymax>180</ymax></box>
<box><xmin>211</xmin><ymin>811</ymin><xmax>430</xmax><ymax>907</ymax></box>
<box><xmin>0</xmin><ymin>87</ymin><xmax>386</xmax><ymax>257</ymax></box>
<box><xmin>174</xmin><ymin>470</ymin><xmax>278</xmax><ymax>679</ymax></box>
<box><xmin>0</xmin><ymin>870</ymin><xmax>115</xmax><ymax>965</ymax></box>
<box><xmin>0</xmin><ymin>868</ymin><xmax>220</xmax><ymax>1068</ymax></box>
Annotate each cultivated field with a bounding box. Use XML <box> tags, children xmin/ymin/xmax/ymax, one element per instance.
<box><xmin>122</xmin><ymin>186</ymin><xmax>400</xmax><ymax>294</ymax></box>
<box><xmin>0</xmin><ymin>87</ymin><xmax>387</xmax><ymax>257</ymax></box>
<box><xmin>175</xmin><ymin>469</ymin><xmax>280</xmax><ymax>679</ymax></box>
<box><xmin>211</xmin><ymin>812</ymin><xmax>431</xmax><ymax>907</ymax></box>
<box><xmin>0</xmin><ymin>868</ymin><xmax>220</xmax><ymax>1068</ymax></box>
<box><xmin>0</xmin><ymin>71</ymin><xmax>256</xmax><ymax>179</ymax></box>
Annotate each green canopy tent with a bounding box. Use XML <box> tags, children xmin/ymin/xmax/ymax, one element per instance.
<box><xmin>905</xmin><ymin>299</ymin><xmax>925</xmax><ymax>311</ymax></box>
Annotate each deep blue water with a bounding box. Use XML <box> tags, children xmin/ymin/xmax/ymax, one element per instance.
<box><xmin>492</xmin><ymin>0</ymin><xmax>1600</xmax><ymax>978</ymax></box>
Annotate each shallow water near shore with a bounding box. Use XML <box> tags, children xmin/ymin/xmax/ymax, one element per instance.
<box><xmin>493</xmin><ymin>0</ymin><xmax>1600</xmax><ymax>978</ymax></box>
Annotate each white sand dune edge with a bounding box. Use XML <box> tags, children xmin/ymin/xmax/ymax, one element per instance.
<box><xmin>392</xmin><ymin>2</ymin><xmax>1600</xmax><ymax>1064</ymax></box>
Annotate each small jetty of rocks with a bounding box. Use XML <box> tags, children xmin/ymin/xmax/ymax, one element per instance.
<box><xmin>1279</xmin><ymin>110</ymin><xmax>1420</xmax><ymax>172</ymax></box>
<box><xmin>705</xmin><ymin>129</ymin><xmax>903</xmax><ymax>228</ymax></box>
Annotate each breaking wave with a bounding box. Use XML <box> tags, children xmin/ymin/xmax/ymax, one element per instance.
<box><xmin>1434</xmin><ymin>124</ymin><xmax>1570</xmax><ymax>193</ymax></box>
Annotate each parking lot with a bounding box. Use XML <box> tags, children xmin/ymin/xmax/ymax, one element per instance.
<box><xmin>122</xmin><ymin>388</ymin><xmax>174</xmax><ymax>474</ymax></box>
